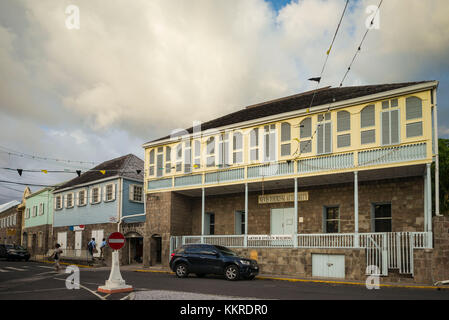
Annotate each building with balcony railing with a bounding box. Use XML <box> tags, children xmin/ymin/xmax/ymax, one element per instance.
<box><xmin>142</xmin><ymin>81</ymin><xmax>448</xmax><ymax>283</ymax></box>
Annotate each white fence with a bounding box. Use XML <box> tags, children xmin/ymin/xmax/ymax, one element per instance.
<box><xmin>171</xmin><ymin>232</ymin><xmax>432</xmax><ymax>276</ymax></box>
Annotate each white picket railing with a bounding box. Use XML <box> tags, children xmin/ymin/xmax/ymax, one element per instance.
<box><xmin>171</xmin><ymin>232</ymin><xmax>432</xmax><ymax>276</ymax></box>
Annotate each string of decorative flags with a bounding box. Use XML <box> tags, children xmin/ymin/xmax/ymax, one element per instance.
<box><xmin>1</xmin><ymin>167</ymin><xmax>142</xmax><ymax>177</ymax></box>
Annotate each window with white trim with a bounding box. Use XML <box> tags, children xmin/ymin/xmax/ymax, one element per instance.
<box><xmin>66</xmin><ymin>193</ymin><xmax>74</xmax><ymax>208</ymax></box>
<box><xmin>156</xmin><ymin>147</ymin><xmax>164</xmax><ymax>177</ymax></box>
<box><xmin>233</xmin><ymin>132</ymin><xmax>243</xmax><ymax>164</ymax></box>
<box><xmin>184</xmin><ymin>140</ymin><xmax>192</xmax><ymax>173</ymax></box>
<box><xmin>280</xmin><ymin>122</ymin><xmax>291</xmax><ymax>157</ymax></box>
<box><xmin>405</xmin><ymin>96</ymin><xmax>423</xmax><ymax>138</ymax></box>
<box><xmin>130</xmin><ymin>184</ymin><xmax>143</xmax><ymax>202</ymax></box>
<box><xmin>249</xmin><ymin>128</ymin><xmax>259</xmax><ymax>162</ymax></box>
<box><xmin>263</xmin><ymin>124</ymin><xmax>276</xmax><ymax>162</ymax></box>
<box><xmin>206</xmin><ymin>137</ymin><xmax>216</xmax><ymax>167</ymax></box>
<box><xmin>149</xmin><ymin>149</ymin><xmax>155</xmax><ymax>176</ymax></box>
<box><xmin>176</xmin><ymin>143</ymin><xmax>183</xmax><ymax>172</ymax></box>
<box><xmin>32</xmin><ymin>206</ymin><xmax>37</xmax><ymax>217</ymax></box>
<box><xmin>105</xmin><ymin>184</ymin><xmax>115</xmax><ymax>202</ymax></box>
<box><xmin>55</xmin><ymin>195</ymin><xmax>62</xmax><ymax>210</ymax></box>
<box><xmin>39</xmin><ymin>203</ymin><xmax>44</xmax><ymax>215</ymax></box>
<box><xmin>78</xmin><ymin>190</ymin><xmax>87</xmax><ymax>206</ymax></box>
<box><xmin>381</xmin><ymin>99</ymin><xmax>400</xmax><ymax>146</ymax></box>
<box><xmin>165</xmin><ymin>146</ymin><xmax>172</xmax><ymax>174</ymax></box>
<box><xmin>317</xmin><ymin>113</ymin><xmax>332</xmax><ymax>155</ymax></box>
<box><xmin>91</xmin><ymin>187</ymin><xmax>101</xmax><ymax>204</ymax></box>
<box><xmin>26</xmin><ymin>208</ymin><xmax>30</xmax><ymax>218</ymax></box>
<box><xmin>299</xmin><ymin>117</ymin><xmax>312</xmax><ymax>154</ymax></box>
<box><xmin>194</xmin><ymin>140</ymin><xmax>201</xmax><ymax>169</ymax></box>
<box><xmin>218</xmin><ymin>133</ymin><xmax>230</xmax><ymax>168</ymax></box>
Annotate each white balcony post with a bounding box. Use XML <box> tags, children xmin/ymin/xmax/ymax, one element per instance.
<box><xmin>244</xmin><ymin>183</ymin><xmax>248</xmax><ymax>247</ymax></box>
<box><xmin>201</xmin><ymin>187</ymin><xmax>205</xmax><ymax>243</ymax></box>
<box><xmin>354</xmin><ymin>171</ymin><xmax>359</xmax><ymax>248</ymax></box>
<box><xmin>426</xmin><ymin>163</ymin><xmax>432</xmax><ymax>233</ymax></box>
<box><xmin>294</xmin><ymin>177</ymin><xmax>298</xmax><ymax>248</ymax></box>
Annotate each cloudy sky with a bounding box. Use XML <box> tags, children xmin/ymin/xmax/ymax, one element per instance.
<box><xmin>0</xmin><ymin>0</ymin><xmax>448</xmax><ymax>202</ymax></box>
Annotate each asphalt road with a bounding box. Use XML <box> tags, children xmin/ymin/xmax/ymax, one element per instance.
<box><xmin>1</xmin><ymin>260</ymin><xmax>449</xmax><ymax>300</ymax></box>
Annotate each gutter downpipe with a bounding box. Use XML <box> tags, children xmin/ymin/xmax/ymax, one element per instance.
<box><xmin>433</xmin><ymin>88</ymin><xmax>441</xmax><ymax>217</ymax></box>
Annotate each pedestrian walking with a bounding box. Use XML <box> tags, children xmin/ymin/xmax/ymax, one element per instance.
<box><xmin>100</xmin><ymin>238</ymin><xmax>107</xmax><ymax>260</ymax></box>
<box><xmin>87</xmin><ymin>238</ymin><xmax>96</xmax><ymax>259</ymax></box>
<box><xmin>52</xmin><ymin>243</ymin><xmax>63</xmax><ymax>272</ymax></box>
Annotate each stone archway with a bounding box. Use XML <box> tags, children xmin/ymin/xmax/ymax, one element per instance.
<box><xmin>124</xmin><ymin>231</ymin><xmax>143</xmax><ymax>265</ymax></box>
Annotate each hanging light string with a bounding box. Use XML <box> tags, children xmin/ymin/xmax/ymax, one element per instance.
<box><xmin>290</xmin><ymin>0</ymin><xmax>349</xmax><ymax>157</ymax></box>
<box><xmin>339</xmin><ymin>0</ymin><xmax>384</xmax><ymax>87</ymax></box>
<box><xmin>0</xmin><ymin>145</ymin><xmax>98</xmax><ymax>166</ymax></box>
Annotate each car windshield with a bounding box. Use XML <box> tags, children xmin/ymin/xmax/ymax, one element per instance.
<box><xmin>215</xmin><ymin>245</ymin><xmax>237</xmax><ymax>257</ymax></box>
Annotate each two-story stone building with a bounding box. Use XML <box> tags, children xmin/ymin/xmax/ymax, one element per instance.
<box><xmin>52</xmin><ymin>154</ymin><xmax>145</xmax><ymax>265</ymax></box>
<box><xmin>142</xmin><ymin>81</ymin><xmax>449</xmax><ymax>284</ymax></box>
<box><xmin>0</xmin><ymin>200</ymin><xmax>21</xmax><ymax>245</ymax></box>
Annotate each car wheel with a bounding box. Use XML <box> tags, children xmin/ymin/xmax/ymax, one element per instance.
<box><xmin>196</xmin><ymin>273</ymin><xmax>206</xmax><ymax>278</ymax></box>
<box><xmin>224</xmin><ymin>265</ymin><xmax>240</xmax><ymax>281</ymax></box>
<box><xmin>175</xmin><ymin>263</ymin><xmax>189</xmax><ymax>278</ymax></box>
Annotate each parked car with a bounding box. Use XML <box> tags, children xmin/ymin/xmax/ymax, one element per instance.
<box><xmin>0</xmin><ymin>244</ymin><xmax>30</xmax><ymax>261</ymax></box>
<box><xmin>169</xmin><ymin>244</ymin><xmax>259</xmax><ymax>281</ymax></box>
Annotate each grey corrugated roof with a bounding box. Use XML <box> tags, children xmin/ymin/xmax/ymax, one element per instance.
<box><xmin>0</xmin><ymin>200</ymin><xmax>20</xmax><ymax>213</ymax></box>
<box><xmin>147</xmin><ymin>81</ymin><xmax>434</xmax><ymax>144</ymax></box>
<box><xmin>55</xmin><ymin>154</ymin><xmax>144</xmax><ymax>191</ymax></box>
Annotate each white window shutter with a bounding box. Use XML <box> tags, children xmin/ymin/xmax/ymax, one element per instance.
<box><xmin>64</xmin><ymin>195</ymin><xmax>67</xmax><ymax>208</ymax></box>
<box><xmin>54</xmin><ymin>197</ymin><xmax>57</xmax><ymax>210</ymax></box>
<box><xmin>76</xmin><ymin>192</ymin><xmax>79</xmax><ymax>206</ymax></box>
<box><xmin>112</xmin><ymin>184</ymin><xmax>116</xmax><ymax>201</ymax></box>
<box><xmin>90</xmin><ymin>189</ymin><xmax>93</xmax><ymax>204</ymax></box>
<box><xmin>42</xmin><ymin>203</ymin><xmax>45</xmax><ymax>215</ymax></box>
<box><xmin>129</xmin><ymin>185</ymin><xmax>134</xmax><ymax>201</ymax></box>
<box><xmin>103</xmin><ymin>186</ymin><xmax>106</xmax><ymax>202</ymax></box>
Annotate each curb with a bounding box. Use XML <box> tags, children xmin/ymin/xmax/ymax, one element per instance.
<box><xmin>35</xmin><ymin>260</ymin><xmax>93</xmax><ymax>269</ymax></box>
<box><xmin>132</xmin><ymin>269</ymin><xmax>449</xmax><ymax>290</ymax></box>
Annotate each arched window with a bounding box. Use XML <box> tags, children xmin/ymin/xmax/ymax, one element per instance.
<box><xmin>361</xmin><ymin>105</ymin><xmax>375</xmax><ymax>145</ymax></box>
<box><xmin>233</xmin><ymin>132</ymin><xmax>243</xmax><ymax>164</ymax></box>
<box><xmin>249</xmin><ymin>128</ymin><xmax>259</xmax><ymax>161</ymax></box>
<box><xmin>281</xmin><ymin>123</ymin><xmax>291</xmax><ymax>157</ymax></box>
<box><xmin>206</xmin><ymin>137</ymin><xmax>216</xmax><ymax>167</ymax></box>
<box><xmin>299</xmin><ymin>118</ymin><xmax>312</xmax><ymax>153</ymax></box>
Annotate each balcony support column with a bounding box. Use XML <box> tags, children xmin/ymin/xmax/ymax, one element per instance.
<box><xmin>294</xmin><ymin>177</ymin><xmax>298</xmax><ymax>248</ymax></box>
<box><xmin>201</xmin><ymin>187</ymin><xmax>205</xmax><ymax>243</ymax></box>
<box><xmin>354</xmin><ymin>171</ymin><xmax>359</xmax><ymax>248</ymax></box>
<box><xmin>244</xmin><ymin>183</ymin><xmax>248</xmax><ymax>247</ymax></box>
<box><xmin>426</xmin><ymin>163</ymin><xmax>432</xmax><ymax>233</ymax></box>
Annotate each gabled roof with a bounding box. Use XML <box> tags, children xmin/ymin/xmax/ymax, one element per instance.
<box><xmin>54</xmin><ymin>154</ymin><xmax>144</xmax><ymax>191</ymax></box>
<box><xmin>0</xmin><ymin>200</ymin><xmax>20</xmax><ymax>214</ymax></box>
<box><xmin>146</xmin><ymin>81</ymin><xmax>436</xmax><ymax>145</ymax></box>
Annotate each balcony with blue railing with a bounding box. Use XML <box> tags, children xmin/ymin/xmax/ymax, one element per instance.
<box><xmin>146</xmin><ymin>142</ymin><xmax>429</xmax><ymax>192</ymax></box>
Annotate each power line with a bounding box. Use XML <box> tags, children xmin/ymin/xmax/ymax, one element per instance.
<box><xmin>339</xmin><ymin>0</ymin><xmax>384</xmax><ymax>87</ymax></box>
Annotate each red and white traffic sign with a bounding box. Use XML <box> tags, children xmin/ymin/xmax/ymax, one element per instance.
<box><xmin>107</xmin><ymin>232</ymin><xmax>125</xmax><ymax>250</ymax></box>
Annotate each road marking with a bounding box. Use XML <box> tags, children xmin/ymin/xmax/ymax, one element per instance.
<box><xmin>0</xmin><ymin>268</ymin><xmax>9</xmax><ymax>272</ymax></box>
<box><xmin>4</xmin><ymin>267</ymin><xmax>27</xmax><ymax>271</ymax></box>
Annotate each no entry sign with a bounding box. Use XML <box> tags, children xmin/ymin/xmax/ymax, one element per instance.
<box><xmin>108</xmin><ymin>232</ymin><xmax>126</xmax><ymax>250</ymax></box>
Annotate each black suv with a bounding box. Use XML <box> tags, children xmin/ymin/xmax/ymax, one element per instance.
<box><xmin>169</xmin><ymin>244</ymin><xmax>259</xmax><ymax>281</ymax></box>
<box><xmin>0</xmin><ymin>244</ymin><xmax>30</xmax><ymax>261</ymax></box>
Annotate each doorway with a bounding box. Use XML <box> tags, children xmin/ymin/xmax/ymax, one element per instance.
<box><xmin>150</xmin><ymin>235</ymin><xmax>162</xmax><ymax>265</ymax></box>
<box><xmin>125</xmin><ymin>232</ymin><xmax>143</xmax><ymax>264</ymax></box>
<box><xmin>271</xmin><ymin>208</ymin><xmax>295</xmax><ymax>235</ymax></box>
